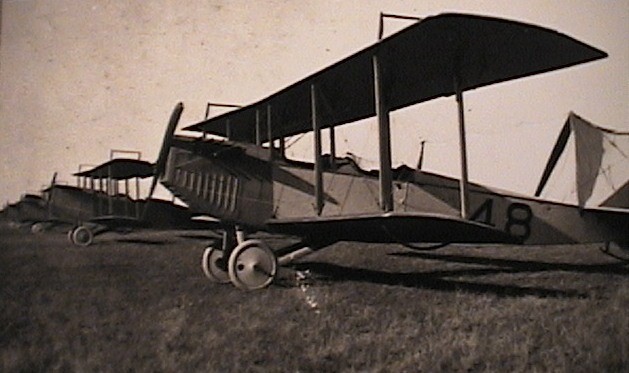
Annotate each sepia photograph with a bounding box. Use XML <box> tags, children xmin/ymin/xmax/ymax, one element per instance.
<box><xmin>1</xmin><ymin>1</ymin><xmax>627</xmax><ymax>371</ymax></box>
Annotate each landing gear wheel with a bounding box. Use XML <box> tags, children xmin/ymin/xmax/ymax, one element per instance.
<box><xmin>71</xmin><ymin>226</ymin><xmax>94</xmax><ymax>247</ymax></box>
<box><xmin>201</xmin><ymin>246</ymin><xmax>230</xmax><ymax>283</ymax></box>
<box><xmin>67</xmin><ymin>227</ymin><xmax>76</xmax><ymax>243</ymax></box>
<box><xmin>228</xmin><ymin>239</ymin><xmax>277</xmax><ymax>291</ymax></box>
<box><xmin>31</xmin><ymin>222</ymin><xmax>46</xmax><ymax>234</ymax></box>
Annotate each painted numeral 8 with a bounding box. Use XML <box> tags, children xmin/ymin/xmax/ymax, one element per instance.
<box><xmin>505</xmin><ymin>203</ymin><xmax>532</xmax><ymax>242</ymax></box>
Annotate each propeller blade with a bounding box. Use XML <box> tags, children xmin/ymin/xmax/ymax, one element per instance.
<box><xmin>143</xmin><ymin>102</ymin><xmax>184</xmax><ymax>224</ymax></box>
<box><xmin>147</xmin><ymin>102</ymin><xmax>184</xmax><ymax>199</ymax></box>
<box><xmin>46</xmin><ymin>172</ymin><xmax>58</xmax><ymax>218</ymax></box>
<box><xmin>146</xmin><ymin>172</ymin><xmax>160</xmax><ymax>203</ymax></box>
<box><xmin>155</xmin><ymin>102</ymin><xmax>184</xmax><ymax>178</ymax></box>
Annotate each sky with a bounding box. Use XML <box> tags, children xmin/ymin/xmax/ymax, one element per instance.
<box><xmin>0</xmin><ymin>0</ymin><xmax>627</xmax><ymax>206</ymax></box>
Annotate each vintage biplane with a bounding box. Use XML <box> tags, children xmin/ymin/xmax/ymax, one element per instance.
<box><xmin>42</xmin><ymin>151</ymin><xmax>206</xmax><ymax>246</ymax></box>
<box><xmin>1</xmin><ymin>192</ymin><xmax>50</xmax><ymax>230</ymax></box>
<box><xmin>150</xmin><ymin>13</ymin><xmax>626</xmax><ymax>290</ymax></box>
<box><xmin>0</xmin><ymin>172</ymin><xmax>66</xmax><ymax>232</ymax></box>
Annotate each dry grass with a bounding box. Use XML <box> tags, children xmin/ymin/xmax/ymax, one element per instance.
<box><xmin>1</xmin><ymin>224</ymin><xmax>627</xmax><ymax>372</ymax></box>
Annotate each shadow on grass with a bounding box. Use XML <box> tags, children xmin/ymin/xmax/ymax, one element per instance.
<box><xmin>292</xmin><ymin>261</ymin><xmax>591</xmax><ymax>299</ymax></box>
<box><xmin>111</xmin><ymin>238</ymin><xmax>170</xmax><ymax>246</ymax></box>
<box><xmin>176</xmin><ymin>233</ymin><xmax>221</xmax><ymax>240</ymax></box>
<box><xmin>389</xmin><ymin>251</ymin><xmax>629</xmax><ymax>276</ymax></box>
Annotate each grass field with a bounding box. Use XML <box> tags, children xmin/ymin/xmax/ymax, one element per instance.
<box><xmin>1</xmin><ymin>223</ymin><xmax>627</xmax><ymax>372</ymax></box>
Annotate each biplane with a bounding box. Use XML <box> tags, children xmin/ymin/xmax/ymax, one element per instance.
<box><xmin>41</xmin><ymin>151</ymin><xmax>206</xmax><ymax>246</ymax></box>
<box><xmin>0</xmin><ymin>171</ymin><xmax>65</xmax><ymax>232</ymax></box>
<box><xmin>1</xmin><ymin>193</ymin><xmax>50</xmax><ymax>230</ymax></box>
<box><xmin>150</xmin><ymin>13</ymin><xmax>627</xmax><ymax>290</ymax></box>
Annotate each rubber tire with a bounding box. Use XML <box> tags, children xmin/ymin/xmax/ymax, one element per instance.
<box><xmin>30</xmin><ymin>222</ymin><xmax>46</xmax><ymax>234</ymax></box>
<box><xmin>201</xmin><ymin>246</ymin><xmax>231</xmax><ymax>283</ymax></box>
<box><xmin>71</xmin><ymin>226</ymin><xmax>94</xmax><ymax>247</ymax></box>
<box><xmin>228</xmin><ymin>239</ymin><xmax>277</xmax><ymax>291</ymax></box>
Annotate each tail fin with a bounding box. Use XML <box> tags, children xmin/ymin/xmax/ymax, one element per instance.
<box><xmin>536</xmin><ymin>112</ymin><xmax>629</xmax><ymax>208</ymax></box>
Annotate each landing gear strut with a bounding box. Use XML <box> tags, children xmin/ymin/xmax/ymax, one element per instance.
<box><xmin>200</xmin><ymin>227</ymin><xmax>320</xmax><ymax>290</ymax></box>
<box><xmin>201</xmin><ymin>227</ymin><xmax>279</xmax><ymax>290</ymax></box>
<box><xmin>201</xmin><ymin>226</ymin><xmax>242</xmax><ymax>284</ymax></box>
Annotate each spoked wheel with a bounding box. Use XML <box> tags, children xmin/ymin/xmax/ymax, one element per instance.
<box><xmin>228</xmin><ymin>239</ymin><xmax>277</xmax><ymax>291</ymax></box>
<box><xmin>71</xmin><ymin>225</ymin><xmax>94</xmax><ymax>247</ymax></box>
<box><xmin>201</xmin><ymin>246</ymin><xmax>231</xmax><ymax>283</ymax></box>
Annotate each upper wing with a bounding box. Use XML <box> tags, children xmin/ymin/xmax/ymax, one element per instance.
<box><xmin>184</xmin><ymin>13</ymin><xmax>606</xmax><ymax>142</ymax></box>
<box><xmin>266</xmin><ymin>211</ymin><xmax>519</xmax><ymax>246</ymax></box>
<box><xmin>73</xmin><ymin>159</ymin><xmax>155</xmax><ymax>180</ymax></box>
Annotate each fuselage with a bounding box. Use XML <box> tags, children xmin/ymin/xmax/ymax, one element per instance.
<box><xmin>161</xmin><ymin>136</ymin><xmax>628</xmax><ymax>246</ymax></box>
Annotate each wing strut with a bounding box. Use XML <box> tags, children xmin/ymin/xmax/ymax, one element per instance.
<box><xmin>107</xmin><ymin>164</ymin><xmax>113</xmax><ymax>215</ymax></box>
<box><xmin>279</xmin><ymin>137</ymin><xmax>286</xmax><ymax>158</ymax></box>
<box><xmin>311</xmin><ymin>84</ymin><xmax>324</xmax><ymax>215</ymax></box>
<box><xmin>455</xmin><ymin>78</ymin><xmax>470</xmax><ymax>219</ymax></box>
<box><xmin>266</xmin><ymin>105</ymin><xmax>273</xmax><ymax>159</ymax></box>
<box><xmin>329</xmin><ymin>124</ymin><xmax>336</xmax><ymax>170</ymax></box>
<box><xmin>255</xmin><ymin>109</ymin><xmax>262</xmax><ymax>145</ymax></box>
<box><xmin>373</xmin><ymin>54</ymin><xmax>394</xmax><ymax>212</ymax></box>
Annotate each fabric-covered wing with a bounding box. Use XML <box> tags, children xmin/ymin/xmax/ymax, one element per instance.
<box><xmin>266</xmin><ymin>212</ymin><xmax>519</xmax><ymax>245</ymax></box>
<box><xmin>169</xmin><ymin>136</ymin><xmax>274</xmax><ymax>162</ymax></box>
<box><xmin>184</xmin><ymin>13</ymin><xmax>606</xmax><ymax>142</ymax></box>
<box><xmin>74</xmin><ymin>159</ymin><xmax>155</xmax><ymax>179</ymax></box>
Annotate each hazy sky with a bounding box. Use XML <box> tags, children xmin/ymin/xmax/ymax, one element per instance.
<box><xmin>1</xmin><ymin>0</ymin><xmax>627</xmax><ymax>205</ymax></box>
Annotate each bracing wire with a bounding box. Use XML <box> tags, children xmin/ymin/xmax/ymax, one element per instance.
<box><xmin>285</xmin><ymin>133</ymin><xmax>307</xmax><ymax>150</ymax></box>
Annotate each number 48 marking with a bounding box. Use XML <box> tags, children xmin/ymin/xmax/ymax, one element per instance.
<box><xmin>505</xmin><ymin>203</ymin><xmax>533</xmax><ymax>241</ymax></box>
<box><xmin>470</xmin><ymin>199</ymin><xmax>494</xmax><ymax>225</ymax></box>
<box><xmin>470</xmin><ymin>199</ymin><xmax>533</xmax><ymax>242</ymax></box>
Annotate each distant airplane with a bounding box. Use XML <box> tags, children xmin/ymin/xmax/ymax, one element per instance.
<box><xmin>148</xmin><ymin>13</ymin><xmax>625</xmax><ymax>290</ymax></box>
<box><xmin>0</xmin><ymin>150</ymin><xmax>209</xmax><ymax>245</ymax></box>
<box><xmin>1</xmin><ymin>192</ymin><xmax>49</xmax><ymax>230</ymax></box>
<box><xmin>60</xmin><ymin>152</ymin><xmax>210</xmax><ymax>246</ymax></box>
